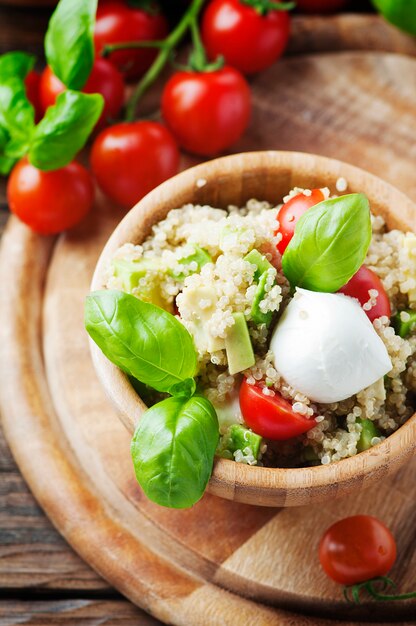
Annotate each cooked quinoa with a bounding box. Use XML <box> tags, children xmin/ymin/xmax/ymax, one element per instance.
<box><xmin>106</xmin><ymin>190</ymin><xmax>416</xmax><ymax>469</ymax></box>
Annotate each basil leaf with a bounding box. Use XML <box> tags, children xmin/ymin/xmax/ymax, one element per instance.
<box><xmin>0</xmin><ymin>51</ymin><xmax>35</xmax><ymax>80</ymax></box>
<box><xmin>169</xmin><ymin>378</ymin><xmax>197</xmax><ymax>399</ymax></box>
<box><xmin>131</xmin><ymin>395</ymin><xmax>219</xmax><ymax>508</ymax></box>
<box><xmin>45</xmin><ymin>0</ymin><xmax>98</xmax><ymax>90</ymax></box>
<box><xmin>282</xmin><ymin>194</ymin><xmax>372</xmax><ymax>292</ymax></box>
<box><xmin>28</xmin><ymin>91</ymin><xmax>103</xmax><ymax>171</ymax></box>
<box><xmin>0</xmin><ymin>77</ymin><xmax>35</xmax><ymax>142</ymax></box>
<box><xmin>85</xmin><ymin>290</ymin><xmax>198</xmax><ymax>394</ymax></box>
<box><xmin>0</xmin><ymin>126</ymin><xmax>15</xmax><ymax>175</ymax></box>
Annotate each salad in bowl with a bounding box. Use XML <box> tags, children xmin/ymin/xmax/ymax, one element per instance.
<box><xmin>86</xmin><ymin>152</ymin><xmax>416</xmax><ymax>509</ymax></box>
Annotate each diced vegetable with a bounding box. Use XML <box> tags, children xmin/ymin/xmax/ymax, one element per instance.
<box><xmin>251</xmin><ymin>271</ymin><xmax>273</xmax><ymax>326</ymax></box>
<box><xmin>392</xmin><ymin>309</ymin><xmax>416</xmax><ymax>338</ymax></box>
<box><xmin>168</xmin><ymin>245</ymin><xmax>212</xmax><ymax>280</ymax></box>
<box><xmin>244</xmin><ymin>248</ymin><xmax>274</xmax><ymax>280</ymax></box>
<box><xmin>217</xmin><ymin>424</ymin><xmax>262</xmax><ymax>463</ymax></box>
<box><xmin>356</xmin><ymin>417</ymin><xmax>381</xmax><ymax>453</ymax></box>
<box><xmin>225</xmin><ymin>312</ymin><xmax>255</xmax><ymax>375</ymax></box>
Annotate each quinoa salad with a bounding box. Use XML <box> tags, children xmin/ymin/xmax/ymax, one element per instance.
<box><xmin>101</xmin><ymin>185</ymin><xmax>416</xmax><ymax>471</ymax></box>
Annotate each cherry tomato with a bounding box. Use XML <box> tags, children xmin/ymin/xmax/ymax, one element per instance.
<box><xmin>338</xmin><ymin>265</ymin><xmax>391</xmax><ymax>322</ymax></box>
<box><xmin>91</xmin><ymin>121</ymin><xmax>180</xmax><ymax>208</ymax></box>
<box><xmin>39</xmin><ymin>59</ymin><xmax>125</xmax><ymax>130</ymax></box>
<box><xmin>201</xmin><ymin>0</ymin><xmax>290</xmax><ymax>75</ymax></box>
<box><xmin>296</xmin><ymin>0</ymin><xmax>348</xmax><ymax>12</ymax></box>
<box><xmin>94</xmin><ymin>0</ymin><xmax>168</xmax><ymax>81</ymax></box>
<box><xmin>276</xmin><ymin>188</ymin><xmax>325</xmax><ymax>254</ymax></box>
<box><xmin>24</xmin><ymin>70</ymin><xmax>42</xmax><ymax>122</ymax></box>
<box><xmin>161</xmin><ymin>66</ymin><xmax>251</xmax><ymax>156</ymax></box>
<box><xmin>239</xmin><ymin>379</ymin><xmax>316</xmax><ymax>440</ymax></box>
<box><xmin>319</xmin><ymin>515</ymin><xmax>397</xmax><ymax>585</ymax></box>
<box><xmin>7</xmin><ymin>158</ymin><xmax>94</xmax><ymax>235</ymax></box>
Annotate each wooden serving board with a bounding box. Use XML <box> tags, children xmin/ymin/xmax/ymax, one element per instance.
<box><xmin>2</xmin><ymin>50</ymin><xmax>416</xmax><ymax>625</ymax></box>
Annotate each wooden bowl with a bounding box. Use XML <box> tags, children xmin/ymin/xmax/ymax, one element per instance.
<box><xmin>91</xmin><ymin>151</ymin><xmax>416</xmax><ymax>507</ymax></box>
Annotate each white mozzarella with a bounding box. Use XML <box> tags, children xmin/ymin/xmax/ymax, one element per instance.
<box><xmin>270</xmin><ymin>288</ymin><xmax>392</xmax><ymax>403</ymax></box>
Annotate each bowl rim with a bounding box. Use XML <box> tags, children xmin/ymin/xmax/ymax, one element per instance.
<box><xmin>90</xmin><ymin>150</ymin><xmax>416</xmax><ymax>502</ymax></box>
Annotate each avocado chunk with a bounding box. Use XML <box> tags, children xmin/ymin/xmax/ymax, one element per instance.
<box><xmin>244</xmin><ymin>250</ymin><xmax>277</xmax><ymax>326</ymax></box>
<box><xmin>112</xmin><ymin>258</ymin><xmax>169</xmax><ymax>310</ymax></box>
<box><xmin>112</xmin><ymin>258</ymin><xmax>163</xmax><ymax>292</ymax></box>
<box><xmin>225</xmin><ymin>312</ymin><xmax>255</xmax><ymax>375</ymax></box>
<box><xmin>168</xmin><ymin>245</ymin><xmax>212</xmax><ymax>281</ymax></box>
<box><xmin>251</xmin><ymin>271</ymin><xmax>274</xmax><ymax>326</ymax></box>
<box><xmin>392</xmin><ymin>309</ymin><xmax>416</xmax><ymax>338</ymax></box>
<box><xmin>244</xmin><ymin>249</ymin><xmax>274</xmax><ymax>281</ymax></box>
<box><xmin>217</xmin><ymin>424</ymin><xmax>262</xmax><ymax>463</ymax></box>
<box><xmin>356</xmin><ymin>417</ymin><xmax>381</xmax><ymax>452</ymax></box>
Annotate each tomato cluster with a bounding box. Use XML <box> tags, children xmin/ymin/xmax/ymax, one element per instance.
<box><xmin>8</xmin><ymin>0</ymin><xmax>351</xmax><ymax>233</ymax></box>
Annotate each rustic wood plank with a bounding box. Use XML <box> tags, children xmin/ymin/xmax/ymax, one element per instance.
<box><xmin>0</xmin><ymin>599</ymin><xmax>160</xmax><ymax>625</ymax></box>
<box><xmin>0</xmin><ymin>424</ymin><xmax>111</xmax><ymax>592</ymax></box>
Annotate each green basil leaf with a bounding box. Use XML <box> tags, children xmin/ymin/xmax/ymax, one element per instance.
<box><xmin>0</xmin><ymin>126</ymin><xmax>16</xmax><ymax>175</ymax></box>
<box><xmin>28</xmin><ymin>90</ymin><xmax>103</xmax><ymax>171</ymax></box>
<box><xmin>0</xmin><ymin>51</ymin><xmax>35</xmax><ymax>80</ymax></box>
<box><xmin>45</xmin><ymin>0</ymin><xmax>98</xmax><ymax>90</ymax></box>
<box><xmin>282</xmin><ymin>193</ymin><xmax>372</xmax><ymax>292</ymax></box>
<box><xmin>371</xmin><ymin>0</ymin><xmax>416</xmax><ymax>37</ymax></box>
<box><xmin>169</xmin><ymin>378</ymin><xmax>197</xmax><ymax>399</ymax></box>
<box><xmin>0</xmin><ymin>77</ymin><xmax>35</xmax><ymax>141</ymax></box>
<box><xmin>131</xmin><ymin>395</ymin><xmax>219</xmax><ymax>508</ymax></box>
<box><xmin>85</xmin><ymin>290</ymin><xmax>198</xmax><ymax>394</ymax></box>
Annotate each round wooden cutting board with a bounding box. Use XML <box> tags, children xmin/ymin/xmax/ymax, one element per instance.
<box><xmin>2</xmin><ymin>47</ymin><xmax>416</xmax><ymax>625</ymax></box>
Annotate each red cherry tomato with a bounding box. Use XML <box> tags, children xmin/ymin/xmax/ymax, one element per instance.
<box><xmin>94</xmin><ymin>0</ymin><xmax>168</xmax><ymax>81</ymax></box>
<box><xmin>39</xmin><ymin>59</ymin><xmax>125</xmax><ymax>130</ymax></box>
<box><xmin>162</xmin><ymin>66</ymin><xmax>251</xmax><ymax>156</ymax></box>
<box><xmin>91</xmin><ymin>121</ymin><xmax>180</xmax><ymax>208</ymax></box>
<box><xmin>24</xmin><ymin>70</ymin><xmax>42</xmax><ymax>122</ymax></box>
<box><xmin>239</xmin><ymin>379</ymin><xmax>316</xmax><ymax>440</ymax></box>
<box><xmin>202</xmin><ymin>0</ymin><xmax>290</xmax><ymax>75</ymax></box>
<box><xmin>319</xmin><ymin>515</ymin><xmax>397</xmax><ymax>586</ymax></box>
<box><xmin>276</xmin><ymin>188</ymin><xmax>325</xmax><ymax>254</ymax></box>
<box><xmin>296</xmin><ymin>0</ymin><xmax>348</xmax><ymax>12</ymax></box>
<box><xmin>338</xmin><ymin>265</ymin><xmax>391</xmax><ymax>322</ymax></box>
<box><xmin>7</xmin><ymin>158</ymin><xmax>94</xmax><ymax>235</ymax></box>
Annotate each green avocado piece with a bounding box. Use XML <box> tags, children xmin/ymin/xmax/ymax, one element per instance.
<box><xmin>244</xmin><ymin>249</ymin><xmax>274</xmax><ymax>281</ymax></box>
<box><xmin>168</xmin><ymin>245</ymin><xmax>211</xmax><ymax>281</ymax></box>
<box><xmin>225</xmin><ymin>312</ymin><xmax>255</xmax><ymax>375</ymax></box>
<box><xmin>218</xmin><ymin>424</ymin><xmax>262</xmax><ymax>461</ymax></box>
<box><xmin>112</xmin><ymin>258</ymin><xmax>163</xmax><ymax>292</ymax></box>
<box><xmin>251</xmin><ymin>271</ymin><xmax>274</xmax><ymax>326</ymax></box>
<box><xmin>392</xmin><ymin>309</ymin><xmax>416</xmax><ymax>338</ymax></box>
<box><xmin>356</xmin><ymin>417</ymin><xmax>381</xmax><ymax>453</ymax></box>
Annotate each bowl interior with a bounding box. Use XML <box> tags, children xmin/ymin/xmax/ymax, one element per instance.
<box><xmin>91</xmin><ymin>151</ymin><xmax>416</xmax><ymax>506</ymax></box>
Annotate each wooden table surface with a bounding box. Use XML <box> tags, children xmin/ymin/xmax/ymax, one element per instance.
<box><xmin>0</xmin><ymin>2</ymin><xmax>398</xmax><ymax>624</ymax></box>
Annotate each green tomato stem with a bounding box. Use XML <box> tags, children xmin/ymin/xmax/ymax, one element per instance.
<box><xmin>241</xmin><ymin>0</ymin><xmax>295</xmax><ymax>15</ymax></box>
<box><xmin>124</xmin><ymin>0</ymin><xmax>205</xmax><ymax>122</ymax></box>
<box><xmin>344</xmin><ymin>576</ymin><xmax>416</xmax><ymax>604</ymax></box>
<box><xmin>102</xmin><ymin>40</ymin><xmax>167</xmax><ymax>56</ymax></box>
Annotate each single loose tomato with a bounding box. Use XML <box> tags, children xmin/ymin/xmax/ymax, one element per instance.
<box><xmin>24</xmin><ymin>70</ymin><xmax>42</xmax><ymax>122</ymax></box>
<box><xmin>162</xmin><ymin>66</ymin><xmax>251</xmax><ymax>156</ymax></box>
<box><xmin>94</xmin><ymin>0</ymin><xmax>168</xmax><ymax>81</ymax></box>
<box><xmin>276</xmin><ymin>188</ymin><xmax>325</xmax><ymax>254</ymax></box>
<box><xmin>39</xmin><ymin>59</ymin><xmax>125</xmax><ymax>129</ymax></box>
<box><xmin>201</xmin><ymin>0</ymin><xmax>290</xmax><ymax>75</ymax></box>
<box><xmin>296</xmin><ymin>0</ymin><xmax>348</xmax><ymax>12</ymax></box>
<box><xmin>239</xmin><ymin>379</ymin><xmax>316</xmax><ymax>440</ymax></box>
<box><xmin>7</xmin><ymin>158</ymin><xmax>94</xmax><ymax>235</ymax></box>
<box><xmin>319</xmin><ymin>515</ymin><xmax>397</xmax><ymax>585</ymax></box>
<box><xmin>339</xmin><ymin>265</ymin><xmax>391</xmax><ymax>322</ymax></box>
<box><xmin>91</xmin><ymin>121</ymin><xmax>180</xmax><ymax>208</ymax></box>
